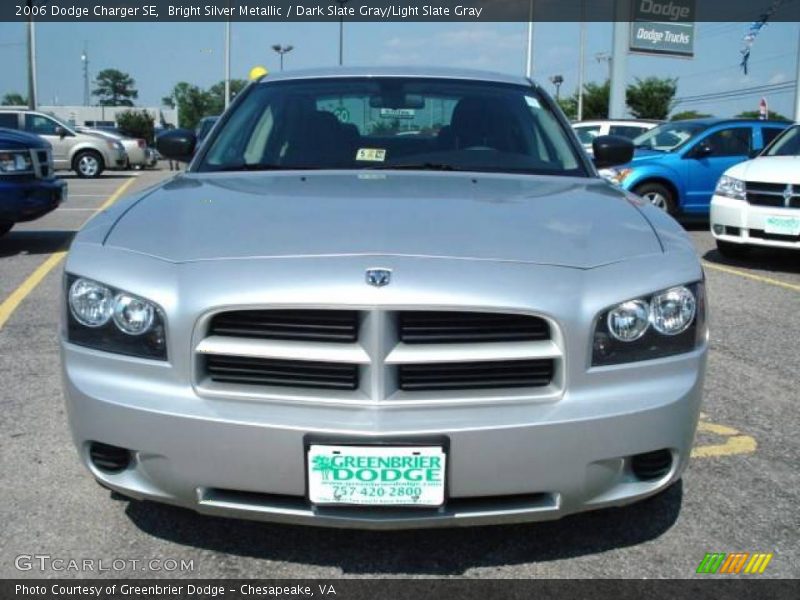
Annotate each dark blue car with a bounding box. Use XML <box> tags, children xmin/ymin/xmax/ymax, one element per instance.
<box><xmin>599</xmin><ymin>118</ymin><xmax>791</xmax><ymax>215</ymax></box>
<box><xmin>0</xmin><ymin>127</ymin><xmax>66</xmax><ymax>236</ymax></box>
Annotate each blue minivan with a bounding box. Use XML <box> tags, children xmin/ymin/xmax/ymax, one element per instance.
<box><xmin>600</xmin><ymin>119</ymin><xmax>791</xmax><ymax>215</ymax></box>
<box><xmin>0</xmin><ymin>128</ymin><xmax>66</xmax><ymax>237</ymax></box>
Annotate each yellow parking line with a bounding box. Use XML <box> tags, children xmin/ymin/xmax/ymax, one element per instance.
<box><xmin>692</xmin><ymin>419</ymin><xmax>758</xmax><ymax>459</ymax></box>
<box><xmin>702</xmin><ymin>261</ymin><xmax>800</xmax><ymax>293</ymax></box>
<box><xmin>0</xmin><ymin>177</ymin><xmax>136</xmax><ymax>331</ymax></box>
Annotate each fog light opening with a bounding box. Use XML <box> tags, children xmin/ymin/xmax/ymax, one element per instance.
<box><xmin>88</xmin><ymin>441</ymin><xmax>132</xmax><ymax>474</ymax></box>
<box><xmin>712</xmin><ymin>224</ymin><xmax>724</xmax><ymax>235</ymax></box>
<box><xmin>631</xmin><ymin>449</ymin><xmax>673</xmax><ymax>481</ymax></box>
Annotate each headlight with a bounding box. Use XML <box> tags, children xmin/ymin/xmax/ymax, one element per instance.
<box><xmin>598</xmin><ymin>167</ymin><xmax>633</xmax><ymax>186</ymax></box>
<box><xmin>715</xmin><ymin>175</ymin><xmax>746</xmax><ymax>200</ymax></box>
<box><xmin>66</xmin><ymin>275</ymin><xmax>167</xmax><ymax>360</ymax></box>
<box><xmin>0</xmin><ymin>150</ymin><xmax>33</xmax><ymax>174</ymax></box>
<box><xmin>592</xmin><ymin>282</ymin><xmax>705</xmax><ymax>366</ymax></box>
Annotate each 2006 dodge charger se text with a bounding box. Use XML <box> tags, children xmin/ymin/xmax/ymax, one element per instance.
<box><xmin>61</xmin><ymin>67</ymin><xmax>708</xmax><ymax>529</ymax></box>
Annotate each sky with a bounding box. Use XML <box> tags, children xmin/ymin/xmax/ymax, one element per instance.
<box><xmin>0</xmin><ymin>19</ymin><xmax>797</xmax><ymax>118</ymax></box>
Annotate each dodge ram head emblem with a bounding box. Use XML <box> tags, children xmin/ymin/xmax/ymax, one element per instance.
<box><xmin>784</xmin><ymin>184</ymin><xmax>794</xmax><ymax>207</ymax></box>
<box><xmin>366</xmin><ymin>268</ymin><xmax>392</xmax><ymax>287</ymax></box>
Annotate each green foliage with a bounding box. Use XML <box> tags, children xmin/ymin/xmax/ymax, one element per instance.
<box><xmin>116</xmin><ymin>109</ymin><xmax>155</xmax><ymax>144</ymax></box>
<box><xmin>557</xmin><ymin>96</ymin><xmax>577</xmax><ymax>120</ymax></box>
<box><xmin>164</xmin><ymin>79</ymin><xmax>248</xmax><ymax>129</ymax></box>
<box><xmin>626</xmin><ymin>77</ymin><xmax>677</xmax><ymax>120</ymax></box>
<box><xmin>670</xmin><ymin>110</ymin><xmax>713</xmax><ymax>121</ymax></box>
<box><xmin>1</xmin><ymin>92</ymin><xmax>27</xmax><ymax>106</ymax></box>
<box><xmin>735</xmin><ymin>110</ymin><xmax>790</xmax><ymax>122</ymax></box>
<box><xmin>92</xmin><ymin>69</ymin><xmax>138</xmax><ymax>107</ymax></box>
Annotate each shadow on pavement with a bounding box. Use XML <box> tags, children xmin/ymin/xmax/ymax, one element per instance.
<box><xmin>57</xmin><ymin>173</ymin><xmax>141</xmax><ymax>180</ymax></box>
<box><xmin>125</xmin><ymin>481</ymin><xmax>683</xmax><ymax>575</ymax></box>
<box><xmin>0</xmin><ymin>230</ymin><xmax>75</xmax><ymax>258</ymax></box>
<box><xmin>702</xmin><ymin>247</ymin><xmax>800</xmax><ymax>276</ymax></box>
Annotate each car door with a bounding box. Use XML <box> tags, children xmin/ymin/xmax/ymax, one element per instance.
<box><xmin>23</xmin><ymin>113</ymin><xmax>71</xmax><ymax>169</ymax></box>
<box><xmin>683</xmin><ymin>126</ymin><xmax>752</xmax><ymax>211</ymax></box>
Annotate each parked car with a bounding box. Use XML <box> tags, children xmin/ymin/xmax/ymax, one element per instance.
<box><xmin>599</xmin><ymin>118</ymin><xmax>791</xmax><ymax>215</ymax></box>
<box><xmin>572</xmin><ymin>119</ymin><xmax>659</xmax><ymax>154</ymax></box>
<box><xmin>0</xmin><ymin>128</ymin><xmax>66</xmax><ymax>237</ymax></box>
<box><xmin>76</xmin><ymin>126</ymin><xmax>148</xmax><ymax>170</ymax></box>
<box><xmin>0</xmin><ymin>110</ymin><xmax>126</xmax><ymax>178</ymax></box>
<box><xmin>62</xmin><ymin>67</ymin><xmax>707</xmax><ymax>529</ymax></box>
<box><xmin>710</xmin><ymin>123</ymin><xmax>800</xmax><ymax>257</ymax></box>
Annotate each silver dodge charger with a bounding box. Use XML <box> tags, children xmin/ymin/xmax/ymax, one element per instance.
<box><xmin>61</xmin><ymin>67</ymin><xmax>707</xmax><ymax>529</ymax></box>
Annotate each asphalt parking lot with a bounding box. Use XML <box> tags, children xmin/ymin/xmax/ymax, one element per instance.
<box><xmin>0</xmin><ymin>168</ymin><xmax>797</xmax><ymax>579</ymax></box>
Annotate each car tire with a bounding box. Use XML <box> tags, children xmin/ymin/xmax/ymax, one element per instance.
<box><xmin>634</xmin><ymin>182</ymin><xmax>677</xmax><ymax>215</ymax></box>
<box><xmin>0</xmin><ymin>220</ymin><xmax>13</xmax><ymax>237</ymax></box>
<box><xmin>716</xmin><ymin>239</ymin><xmax>750</xmax><ymax>259</ymax></box>
<box><xmin>73</xmin><ymin>150</ymin><xmax>105</xmax><ymax>178</ymax></box>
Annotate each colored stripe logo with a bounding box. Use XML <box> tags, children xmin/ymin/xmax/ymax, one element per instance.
<box><xmin>697</xmin><ymin>553</ymin><xmax>773</xmax><ymax>574</ymax></box>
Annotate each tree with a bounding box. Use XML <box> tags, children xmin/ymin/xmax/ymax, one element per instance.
<box><xmin>116</xmin><ymin>109</ymin><xmax>156</xmax><ymax>144</ymax></box>
<box><xmin>207</xmin><ymin>79</ymin><xmax>248</xmax><ymax>114</ymax></box>
<box><xmin>736</xmin><ymin>110</ymin><xmax>790</xmax><ymax>121</ymax></box>
<box><xmin>670</xmin><ymin>110</ymin><xmax>713</xmax><ymax>121</ymax></box>
<box><xmin>625</xmin><ymin>77</ymin><xmax>677</xmax><ymax>120</ymax></box>
<box><xmin>566</xmin><ymin>81</ymin><xmax>610</xmax><ymax>120</ymax></box>
<box><xmin>165</xmin><ymin>82</ymin><xmax>214</xmax><ymax>129</ymax></box>
<box><xmin>92</xmin><ymin>69</ymin><xmax>138</xmax><ymax>106</ymax></box>
<box><xmin>1</xmin><ymin>92</ymin><xmax>27</xmax><ymax>106</ymax></box>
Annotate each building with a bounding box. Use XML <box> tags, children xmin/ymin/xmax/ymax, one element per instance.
<box><xmin>5</xmin><ymin>105</ymin><xmax>179</xmax><ymax>129</ymax></box>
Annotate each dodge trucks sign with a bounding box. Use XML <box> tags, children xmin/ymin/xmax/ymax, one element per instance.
<box><xmin>630</xmin><ymin>0</ymin><xmax>695</xmax><ymax>58</ymax></box>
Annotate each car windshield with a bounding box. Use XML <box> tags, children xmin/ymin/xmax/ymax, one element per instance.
<box><xmin>197</xmin><ymin>77</ymin><xmax>584</xmax><ymax>176</ymax></box>
<box><xmin>764</xmin><ymin>125</ymin><xmax>800</xmax><ymax>156</ymax></box>
<box><xmin>633</xmin><ymin>122</ymin><xmax>709</xmax><ymax>152</ymax></box>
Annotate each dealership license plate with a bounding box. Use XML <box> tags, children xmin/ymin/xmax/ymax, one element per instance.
<box><xmin>307</xmin><ymin>445</ymin><xmax>446</xmax><ymax>507</ymax></box>
<box><xmin>765</xmin><ymin>215</ymin><xmax>800</xmax><ymax>236</ymax></box>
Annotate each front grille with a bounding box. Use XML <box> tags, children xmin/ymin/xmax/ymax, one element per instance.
<box><xmin>746</xmin><ymin>181</ymin><xmax>800</xmax><ymax>208</ymax></box>
<box><xmin>398</xmin><ymin>359</ymin><xmax>554</xmax><ymax>391</ymax></box>
<box><xmin>749</xmin><ymin>229</ymin><xmax>800</xmax><ymax>242</ymax></box>
<box><xmin>30</xmin><ymin>148</ymin><xmax>52</xmax><ymax>179</ymax></box>
<box><xmin>399</xmin><ymin>311</ymin><xmax>549</xmax><ymax>344</ymax></box>
<box><xmin>197</xmin><ymin>309</ymin><xmax>563</xmax><ymax>402</ymax></box>
<box><xmin>209</xmin><ymin>309</ymin><xmax>358</xmax><ymax>343</ymax></box>
<box><xmin>205</xmin><ymin>354</ymin><xmax>359</xmax><ymax>390</ymax></box>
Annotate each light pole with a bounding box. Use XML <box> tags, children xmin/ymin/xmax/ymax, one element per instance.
<box><xmin>26</xmin><ymin>0</ymin><xmax>38</xmax><ymax>110</ymax></box>
<box><xmin>224</xmin><ymin>19</ymin><xmax>231</xmax><ymax>110</ymax></box>
<box><xmin>549</xmin><ymin>75</ymin><xmax>564</xmax><ymax>100</ymax></box>
<box><xmin>81</xmin><ymin>42</ymin><xmax>89</xmax><ymax>107</ymax></box>
<box><xmin>271</xmin><ymin>44</ymin><xmax>294</xmax><ymax>71</ymax></box>
<box><xmin>525</xmin><ymin>0</ymin><xmax>535</xmax><ymax>78</ymax></box>
<box><xmin>337</xmin><ymin>0</ymin><xmax>348</xmax><ymax>65</ymax></box>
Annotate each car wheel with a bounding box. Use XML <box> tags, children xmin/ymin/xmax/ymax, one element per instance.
<box><xmin>634</xmin><ymin>182</ymin><xmax>677</xmax><ymax>215</ymax></box>
<box><xmin>0</xmin><ymin>220</ymin><xmax>13</xmax><ymax>237</ymax></box>
<box><xmin>74</xmin><ymin>151</ymin><xmax>105</xmax><ymax>178</ymax></box>
<box><xmin>716</xmin><ymin>239</ymin><xmax>750</xmax><ymax>259</ymax></box>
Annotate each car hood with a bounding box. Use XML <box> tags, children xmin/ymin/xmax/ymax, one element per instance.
<box><xmin>628</xmin><ymin>148</ymin><xmax>672</xmax><ymax>165</ymax></box>
<box><xmin>0</xmin><ymin>127</ymin><xmax>51</xmax><ymax>150</ymax></box>
<box><xmin>103</xmin><ymin>171</ymin><xmax>662</xmax><ymax>269</ymax></box>
<box><xmin>725</xmin><ymin>155</ymin><xmax>800</xmax><ymax>184</ymax></box>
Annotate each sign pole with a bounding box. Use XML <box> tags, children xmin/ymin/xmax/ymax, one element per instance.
<box><xmin>608</xmin><ymin>0</ymin><xmax>630</xmax><ymax>119</ymax></box>
<box><xmin>795</xmin><ymin>23</ymin><xmax>800</xmax><ymax>122</ymax></box>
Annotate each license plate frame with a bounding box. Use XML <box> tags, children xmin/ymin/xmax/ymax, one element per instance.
<box><xmin>305</xmin><ymin>438</ymin><xmax>448</xmax><ymax>508</ymax></box>
<box><xmin>764</xmin><ymin>215</ymin><xmax>800</xmax><ymax>236</ymax></box>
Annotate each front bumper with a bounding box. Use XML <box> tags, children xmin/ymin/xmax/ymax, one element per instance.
<box><xmin>63</xmin><ymin>342</ymin><xmax>705</xmax><ymax>529</ymax></box>
<box><xmin>0</xmin><ymin>177</ymin><xmax>66</xmax><ymax>223</ymax></box>
<box><xmin>711</xmin><ymin>194</ymin><xmax>800</xmax><ymax>250</ymax></box>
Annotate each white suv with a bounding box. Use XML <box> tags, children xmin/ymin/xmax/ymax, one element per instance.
<box><xmin>572</xmin><ymin>120</ymin><xmax>659</xmax><ymax>154</ymax></box>
<box><xmin>711</xmin><ymin>123</ymin><xmax>800</xmax><ymax>257</ymax></box>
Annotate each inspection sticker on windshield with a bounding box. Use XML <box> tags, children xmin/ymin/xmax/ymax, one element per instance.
<box><xmin>765</xmin><ymin>215</ymin><xmax>800</xmax><ymax>236</ymax></box>
<box><xmin>356</xmin><ymin>148</ymin><xmax>386</xmax><ymax>162</ymax></box>
<box><xmin>307</xmin><ymin>445</ymin><xmax>446</xmax><ymax>506</ymax></box>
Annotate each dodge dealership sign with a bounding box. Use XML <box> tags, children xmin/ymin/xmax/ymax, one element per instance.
<box><xmin>630</xmin><ymin>0</ymin><xmax>695</xmax><ymax>58</ymax></box>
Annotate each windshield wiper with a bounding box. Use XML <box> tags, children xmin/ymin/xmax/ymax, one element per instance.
<box><xmin>365</xmin><ymin>162</ymin><xmax>462</xmax><ymax>171</ymax></box>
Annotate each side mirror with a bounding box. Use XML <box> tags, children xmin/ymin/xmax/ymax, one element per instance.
<box><xmin>156</xmin><ymin>129</ymin><xmax>197</xmax><ymax>163</ymax></box>
<box><xmin>54</xmin><ymin>126</ymin><xmax>67</xmax><ymax>138</ymax></box>
<box><xmin>592</xmin><ymin>135</ymin><xmax>634</xmax><ymax>169</ymax></box>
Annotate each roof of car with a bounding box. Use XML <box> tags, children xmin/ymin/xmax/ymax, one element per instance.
<box><xmin>669</xmin><ymin>117</ymin><xmax>792</xmax><ymax>126</ymax></box>
<box><xmin>255</xmin><ymin>66</ymin><xmax>533</xmax><ymax>87</ymax></box>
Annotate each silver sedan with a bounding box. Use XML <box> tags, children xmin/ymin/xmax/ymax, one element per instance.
<box><xmin>61</xmin><ymin>67</ymin><xmax>707</xmax><ymax>529</ymax></box>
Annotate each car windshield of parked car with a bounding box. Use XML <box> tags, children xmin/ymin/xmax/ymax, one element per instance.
<box><xmin>198</xmin><ymin>77</ymin><xmax>584</xmax><ymax>176</ymax></box>
<box><xmin>633</xmin><ymin>122</ymin><xmax>709</xmax><ymax>152</ymax></box>
<box><xmin>764</xmin><ymin>125</ymin><xmax>800</xmax><ymax>156</ymax></box>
